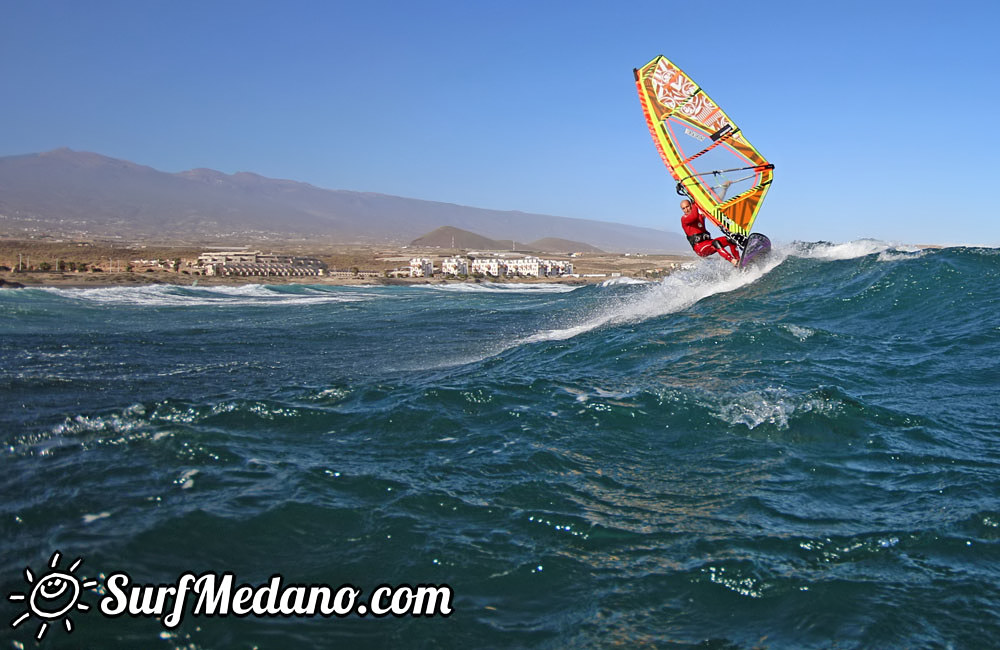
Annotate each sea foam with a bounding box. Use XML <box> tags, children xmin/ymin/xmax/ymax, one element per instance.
<box><xmin>39</xmin><ymin>284</ymin><xmax>373</xmax><ymax>307</ymax></box>
<box><xmin>522</xmin><ymin>251</ymin><xmax>786</xmax><ymax>344</ymax></box>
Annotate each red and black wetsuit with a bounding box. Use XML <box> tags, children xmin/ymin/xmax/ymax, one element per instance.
<box><xmin>681</xmin><ymin>203</ymin><xmax>740</xmax><ymax>264</ymax></box>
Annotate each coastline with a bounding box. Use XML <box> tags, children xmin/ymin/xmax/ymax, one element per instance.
<box><xmin>0</xmin><ymin>239</ymin><xmax>691</xmax><ymax>289</ymax></box>
<box><xmin>0</xmin><ymin>270</ymin><xmax>605</xmax><ymax>290</ymax></box>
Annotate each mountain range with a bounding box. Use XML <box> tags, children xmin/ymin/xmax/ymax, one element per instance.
<box><xmin>0</xmin><ymin>149</ymin><xmax>688</xmax><ymax>253</ymax></box>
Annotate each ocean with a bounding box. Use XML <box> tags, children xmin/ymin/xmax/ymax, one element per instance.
<box><xmin>2</xmin><ymin>241</ymin><xmax>998</xmax><ymax>648</ymax></box>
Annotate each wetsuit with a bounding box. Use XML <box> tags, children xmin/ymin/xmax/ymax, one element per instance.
<box><xmin>680</xmin><ymin>203</ymin><xmax>740</xmax><ymax>264</ymax></box>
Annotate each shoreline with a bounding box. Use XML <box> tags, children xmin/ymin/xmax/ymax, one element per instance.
<box><xmin>0</xmin><ymin>270</ymin><xmax>611</xmax><ymax>290</ymax></box>
<box><xmin>0</xmin><ymin>239</ymin><xmax>692</xmax><ymax>289</ymax></box>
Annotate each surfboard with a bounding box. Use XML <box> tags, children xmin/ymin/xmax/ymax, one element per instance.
<box><xmin>738</xmin><ymin>233</ymin><xmax>771</xmax><ymax>269</ymax></box>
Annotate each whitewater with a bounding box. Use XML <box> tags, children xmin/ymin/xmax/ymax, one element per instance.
<box><xmin>1</xmin><ymin>241</ymin><xmax>998</xmax><ymax>648</ymax></box>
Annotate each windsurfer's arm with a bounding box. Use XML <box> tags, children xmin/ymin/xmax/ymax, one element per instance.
<box><xmin>718</xmin><ymin>180</ymin><xmax>733</xmax><ymax>201</ymax></box>
<box><xmin>694</xmin><ymin>204</ymin><xmax>708</xmax><ymax>230</ymax></box>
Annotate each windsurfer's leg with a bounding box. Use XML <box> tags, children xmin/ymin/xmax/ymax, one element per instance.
<box><xmin>692</xmin><ymin>241</ymin><xmax>715</xmax><ymax>257</ymax></box>
<box><xmin>710</xmin><ymin>238</ymin><xmax>737</xmax><ymax>264</ymax></box>
<box><xmin>715</xmin><ymin>247</ymin><xmax>736</xmax><ymax>264</ymax></box>
<box><xmin>725</xmin><ymin>239</ymin><xmax>741</xmax><ymax>262</ymax></box>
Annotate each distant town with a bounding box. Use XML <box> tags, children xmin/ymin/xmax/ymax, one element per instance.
<box><xmin>161</xmin><ymin>250</ymin><xmax>578</xmax><ymax>279</ymax></box>
<box><xmin>115</xmin><ymin>249</ymin><xmax>578</xmax><ymax>279</ymax></box>
<box><xmin>0</xmin><ymin>236</ymin><xmax>692</xmax><ymax>288</ymax></box>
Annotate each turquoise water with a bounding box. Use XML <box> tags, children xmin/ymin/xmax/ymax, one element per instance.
<box><xmin>2</xmin><ymin>241</ymin><xmax>999</xmax><ymax>648</ymax></box>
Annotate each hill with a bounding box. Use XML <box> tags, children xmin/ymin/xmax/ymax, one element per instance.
<box><xmin>410</xmin><ymin>227</ymin><xmax>605</xmax><ymax>254</ymax></box>
<box><xmin>527</xmin><ymin>237</ymin><xmax>604</xmax><ymax>254</ymax></box>
<box><xmin>409</xmin><ymin>226</ymin><xmax>525</xmax><ymax>250</ymax></box>
<box><xmin>0</xmin><ymin>149</ymin><xmax>689</xmax><ymax>253</ymax></box>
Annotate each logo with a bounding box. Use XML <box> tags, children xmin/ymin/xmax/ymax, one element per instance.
<box><xmin>8</xmin><ymin>551</ymin><xmax>454</xmax><ymax>641</ymax></box>
<box><xmin>8</xmin><ymin>551</ymin><xmax>97</xmax><ymax>641</ymax></box>
<box><xmin>684</xmin><ymin>127</ymin><xmax>707</xmax><ymax>142</ymax></box>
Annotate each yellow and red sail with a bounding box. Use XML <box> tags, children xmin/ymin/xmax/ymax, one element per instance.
<box><xmin>634</xmin><ymin>55</ymin><xmax>773</xmax><ymax>238</ymax></box>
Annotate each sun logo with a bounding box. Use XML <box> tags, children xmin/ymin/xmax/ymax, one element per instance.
<box><xmin>8</xmin><ymin>551</ymin><xmax>97</xmax><ymax>641</ymax></box>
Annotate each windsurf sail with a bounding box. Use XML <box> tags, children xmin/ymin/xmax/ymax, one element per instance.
<box><xmin>634</xmin><ymin>56</ymin><xmax>774</xmax><ymax>245</ymax></box>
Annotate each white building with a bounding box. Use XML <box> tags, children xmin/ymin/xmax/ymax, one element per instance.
<box><xmin>409</xmin><ymin>258</ymin><xmax>434</xmax><ymax>277</ymax></box>
<box><xmin>196</xmin><ymin>251</ymin><xmax>327</xmax><ymax>277</ymax></box>
<box><xmin>541</xmin><ymin>260</ymin><xmax>573</xmax><ymax>276</ymax></box>
<box><xmin>197</xmin><ymin>251</ymin><xmax>262</xmax><ymax>265</ymax></box>
<box><xmin>470</xmin><ymin>258</ymin><xmax>501</xmax><ymax>277</ymax></box>
<box><xmin>502</xmin><ymin>256</ymin><xmax>540</xmax><ymax>277</ymax></box>
<box><xmin>440</xmin><ymin>257</ymin><xmax>469</xmax><ymax>276</ymax></box>
<box><xmin>466</xmin><ymin>255</ymin><xmax>573</xmax><ymax>278</ymax></box>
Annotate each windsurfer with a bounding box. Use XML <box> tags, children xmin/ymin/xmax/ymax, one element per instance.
<box><xmin>680</xmin><ymin>199</ymin><xmax>740</xmax><ymax>265</ymax></box>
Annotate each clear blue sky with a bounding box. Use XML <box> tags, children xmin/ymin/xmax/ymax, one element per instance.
<box><xmin>2</xmin><ymin>0</ymin><xmax>998</xmax><ymax>246</ymax></box>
